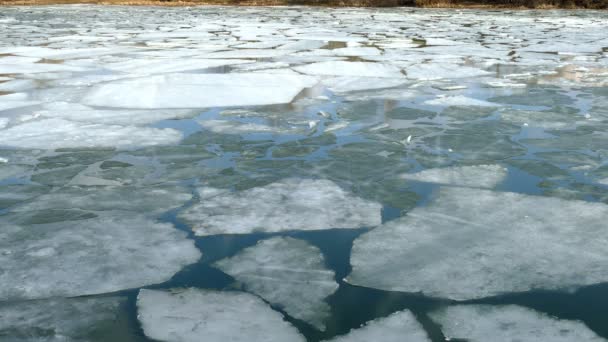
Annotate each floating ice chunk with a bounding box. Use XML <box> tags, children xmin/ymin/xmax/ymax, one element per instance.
<box><xmin>203</xmin><ymin>49</ymin><xmax>294</xmax><ymax>59</ymax></box>
<box><xmin>485</xmin><ymin>81</ymin><xmax>527</xmax><ymax>88</ymax></box>
<box><xmin>406</xmin><ymin>64</ymin><xmax>491</xmax><ymax>80</ymax></box>
<box><xmin>278</xmin><ymin>40</ymin><xmax>326</xmax><ymax>51</ymax></box>
<box><xmin>423</xmin><ymin>95</ymin><xmax>500</xmax><ymax>107</ymax></box>
<box><xmin>0</xmin><ymin>296</ymin><xmax>135</xmax><ymax>341</ymax></box>
<box><xmin>82</xmin><ymin>73</ymin><xmax>318</xmax><ymax>109</ymax></box>
<box><xmin>14</xmin><ymin>185</ymin><xmax>192</xmax><ymax>215</ymax></box>
<box><xmin>0</xmin><ymin>79</ymin><xmax>36</xmax><ymax>92</ymax></box>
<box><xmin>215</xmin><ymin>237</ymin><xmax>338</xmax><ymax>330</ymax></box>
<box><xmin>39</xmin><ymin>102</ymin><xmax>197</xmax><ymax>125</ymax></box>
<box><xmin>0</xmin><ymin>213</ymin><xmax>200</xmax><ymax>300</ymax></box>
<box><xmin>0</xmin><ymin>100</ymin><xmax>41</xmax><ymax>112</ymax></box>
<box><xmin>430</xmin><ymin>305</ymin><xmax>606</xmax><ymax>342</ymax></box>
<box><xmin>322</xmin><ymin>76</ymin><xmax>408</xmax><ymax>93</ymax></box>
<box><xmin>348</xmin><ymin>187</ymin><xmax>608</xmax><ymax>300</ymax></box>
<box><xmin>102</xmin><ymin>58</ymin><xmax>252</xmax><ymax>74</ymax></box>
<box><xmin>179</xmin><ymin>178</ymin><xmax>382</xmax><ymax>236</ymax></box>
<box><xmin>0</xmin><ymin>119</ymin><xmax>182</xmax><ymax>149</ymax></box>
<box><xmin>294</xmin><ymin>61</ymin><xmax>404</xmax><ymax>78</ymax></box>
<box><xmin>400</xmin><ymin>165</ymin><xmax>507</xmax><ymax>188</ymax></box>
<box><xmin>6</xmin><ymin>46</ymin><xmax>133</xmax><ymax>60</ymax></box>
<box><xmin>0</xmin><ymin>56</ymin><xmax>41</xmax><ymax>64</ymax></box>
<box><xmin>198</xmin><ymin>119</ymin><xmax>287</xmax><ymax>134</ymax></box>
<box><xmin>0</xmin><ymin>63</ymin><xmax>89</xmax><ymax>74</ymax></box>
<box><xmin>137</xmin><ymin>289</ymin><xmax>305</xmax><ymax>342</ymax></box>
<box><xmin>324</xmin><ymin>310</ymin><xmax>430</xmax><ymax>342</ymax></box>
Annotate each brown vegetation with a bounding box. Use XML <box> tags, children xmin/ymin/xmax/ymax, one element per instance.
<box><xmin>0</xmin><ymin>0</ymin><xmax>606</xmax><ymax>8</ymax></box>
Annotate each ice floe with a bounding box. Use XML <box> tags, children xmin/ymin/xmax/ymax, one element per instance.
<box><xmin>348</xmin><ymin>187</ymin><xmax>608</xmax><ymax>300</ymax></box>
<box><xmin>322</xmin><ymin>76</ymin><xmax>408</xmax><ymax>93</ymax></box>
<box><xmin>137</xmin><ymin>289</ymin><xmax>305</xmax><ymax>342</ymax></box>
<box><xmin>294</xmin><ymin>61</ymin><xmax>404</xmax><ymax>78</ymax></box>
<box><xmin>0</xmin><ymin>296</ymin><xmax>135</xmax><ymax>341</ymax></box>
<box><xmin>215</xmin><ymin>237</ymin><xmax>338</xmax><ymax>330</ymax></box>
<box><xmin>406</xmin><ymin>64</ymin><xmax>491</xmax><ymax>80</ymax></box>
<box><xmin>82</xmin><ymin>73</ymin><xmax>318</xmax><ymax>109</ymax></box>
<box><xmin>423</xmin><ymin>95</ymin><xmax>501</xmax><ymax>107</ymax></box>
<box><xmin>0</xmin><ymin>118</ymin><xmax>182</xmax><ymax>149</ymax></box>
<box><xmin>430</xmin><ymin>305</ymin><xmax>606</xmax><ymax>342</ymax></box>
<box><xmin>325</xmin><ymin>310</ymin><xmax>430</xmax><ymax>342</ymax></box>
<box><xmin>400</xmin><ymin>165</ymin><xmax>507</xmax><ymax>188</ymax></box>
<box><xmin>0</xmin><ymin>213</ymin><xmax>200</xmax><ymax>300</ymax></box>
<box><xmin>179</xmin><ymin>178</ymin><xmax>382</xmax><ymax>236</ymax></box>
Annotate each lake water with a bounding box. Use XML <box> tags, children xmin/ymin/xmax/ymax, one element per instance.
<box><xmin>1</xmin><ymin>5</ymin><xmax>608</xmax><ymax>341</ymax></box>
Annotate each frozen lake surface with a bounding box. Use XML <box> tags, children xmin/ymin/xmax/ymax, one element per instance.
<box><xmin>1</xmin><ymin>4</ymin><xmax>608</xmax><ymax>341</ymax></box>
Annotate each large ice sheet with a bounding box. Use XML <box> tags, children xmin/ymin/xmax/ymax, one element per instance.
<box><xmin>406</xmin><ymin>63</ymin><xmax>491</xmax><ymax>80</ymax></box>
<box><xmin>0</xmin><ymin>118</ymin><xmax>182</xmax><ymax>149</ymax></box>
<box><xmin>294</xmin><ymin>61</ymin><xmax>404</xmax><ymax>78</ymax></box>
<box><xmin>82</xmin><ymin>73</ymin><xmax>318</xmax><ymax>109</ymax></box>
<box><xmin>325</xmin><ymin>310</ymin><xmax>430</xmax><ymax>342</ymax></box>
<box><xmin>400</xmin><ymin>165</ymin><xmax>507</xmax><ymax>188</ymax></box>
<box><xmin>348</xmin><ymin>187</ymin><xmax>608</xmax><ymax>300</ymax></box>
<box><xmin>322</xmin><ymin>76</ymin><xmax>408</xmax><ymax>93</ymax></box>
<box><xmin>430</xmin><ymin>305</ymin><xmax>606</xmax><ymax>342</ymax></box>
<box><xmin>0</xmin><ymin>296</ymin><xmax>135</xmax><ymax>341</ymax></box>
<box><xmin>14</xmin><ymin>185</ymin><xmax>192</xmax><ymax>215</ymax></box>
<box><xmin>215</xmin><ymin>237</ymin><xmax>338</xmax><ymax>330</ymax></box>
<box><xmin>102</xmin><ymin>58</ymin><xmax>252</xmax><ymax>74</ymax></box>
<box><xmin>0</xmin><ymin>213</ymin><xmax>201</xmax><ymax>300</ymax></box>
<box><xmin>179</xmin><ymin>178</ymin><xmax>382</xmax><ymax>236</ymax></box>
<box><xmin>137</xmin><ymin>289</ymin><xmax>305</xmax><ymax>342</ymax></box>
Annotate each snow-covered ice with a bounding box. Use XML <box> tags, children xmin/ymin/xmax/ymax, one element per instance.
<box><xmin>179</xmin><ymin>178</ymin><xmax>382</xmax><ymax>236</ymax></box>
<box><xmin>215</xmin><ymin>237</ymin><xmax>338</xmax><ymax>330</ymax></box>
<box><xmin>430</xmin><ymin>305</ymin><xmax>606</xmax><ymax>342</ymax></box>
<box><xmin>400</xmin><ymin>164</ymin><xmax>507</xmax><ymax>188</ymax></box>
<box><xmin>0</xmin><ymin>213</ymin><xmax>200</xmax><ymax>300</ymax></box>
<box><xmin>137</xmin><ymin>289</ymin><xmax>305</xmax><ymax>342</ymax></box>
<box><xmin>348</xmin><ymin>187</ymin><xmax>608</xmax><ymax>300</ymax></box>
<box><xmin>324</xmin><ymin>310</ymin><xmax>430</xmax><ymax>342</ymax></box>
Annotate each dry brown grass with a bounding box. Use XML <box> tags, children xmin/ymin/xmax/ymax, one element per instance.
<box><xmin>0</xmin><ymin>0</ymin><xmax>606</xmax><ymax>8</ymax></box>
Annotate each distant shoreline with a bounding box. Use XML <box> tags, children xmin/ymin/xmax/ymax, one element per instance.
<box><xmin>0</xmin><ymin>0</ymin><xmax>606</xmax><ymax>9</ymax></box>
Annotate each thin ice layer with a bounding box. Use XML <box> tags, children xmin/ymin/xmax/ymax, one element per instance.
<box><xmin>0</xmin><ymin>119</ymin><xmax>182</xmax><ymax>149</ymax></box>
<box><xmin>325</xmin><ymin>310</ymin><xmax>430</xmax><ymax>342</ymax></box>
<box><xmin>430</xmin><ymin>305</ymin><xmax>606</xmax><ymax>342</ymax></box>
<box><xmin>400</xmin><ymin>165</ymin><xmax>507</xmax><ymax>188</ymax></box>
<box><xmin>0</xmin><ymin>296</ymin><xmax>135</xmax><ymax>341</ymax></box>
<box><xmin>215</xmin><ymin>237</ymin><xmax>338</xmax><ymax>330</ymax></box>
<box><xmin>137</xmin><ymin>289</ymin><xmax>305</xmax><ymax>342</ymax></box>
<box><xmin>0</xmin><ymin>213</ymin><xmax>201</xmax><ymax>300</ymax></box>
<box><xmin>348</xmin><ymin>187</ymin><xmax>608</xmax><ymax>300</ymax></box>
<box><xmin>82</xmin><ymin>73</ymin><xmax>318</xmax><ymax>109</ymax></box>
<box><xmin>179</xmin><ymin>178</ymin><xmax>382</xmax><ymax>236</ymax></box>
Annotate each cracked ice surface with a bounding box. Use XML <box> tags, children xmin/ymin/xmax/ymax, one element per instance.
<box><xmin>137</xmin><ymin>289</ymin><xmax>305</xmax><ymax>342</ymax></box>
<box><xmin>215</xmin><ymin>237</ymin><xmax>338</xmax><ymax>330</ymax></box>
<box><xmin>348</xmin><ymin>187</ymin><xmax>608</xmax><ymax>300</ymax></box>
<box><xmin>430</xmin><ymin>305</ymin><xmax>606</xmax><ymax>342</ymax></box>
<box><xmin>0</xmin><ymin>213</ymin><xmax>200</xmax><ymax>300</ymax></box>
<box><xmin>179</xmin><ymin>178</ymin><xmax>382</xmax><ymax>236</ymax></box>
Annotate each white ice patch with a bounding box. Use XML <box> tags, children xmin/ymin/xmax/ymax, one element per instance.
<box><xmin>348</xmin><ymin>187</ymin><xmax>608</xmax><ymax>300</ymax></box>
<box><xmin>0</xmin><ymin>100</ymin><xmax>41</xmax><ymax>112</ymax></box>
<box><xmin>400</xmin><ymin>165</ymin><xmax>507</xmax><ymax>188</ymax></box>
<box><xmin>406</xmin><ymin>64</ymin><xmax>491</xmax><ymax>80</ymax></box>
<box><xmin>0</xmin><ymin>296</ymin><xmax>132</xmax><ymax>341</ymax></box>
<box><xmin>325</xmin><ymin>310</ymin><xmax>430</xmax><ymax>342</ymax></box>
<box><xmin>197</xmin><ymin>119</ymin><xmax>289</xmax><ymax>134</ymax></box>
<box><xmin>430</xmin><ymin>305</ymin><xmax>606</xmax><ymax>342</ymax></box>
<box><xmin>0</xmin><ymin>63</ymin><xmax>89</xmax><ymax>74</ymax></box>
<box><xmin>322</xmin><ymin>76</ymin><xmax>408</xmax><ymax>93</ymax></box>
<box><xmin>38</xmin><ymin>102</ymin><xmax>197</xmax><ymax>125</ymax></box>
<box><xmin>14</xmin><ymin>184</ymin><xmax>191</xmax><ymax>215</ymax></box>
<box><xmin>137</xmin><ymin>289</ymin><xmax>305</xmax><ymax>342</ymax></box>
<box><xmin>179</xmin><ymin>178</ymin><xmax>382</xmax><ymax>236</ymax></box>
<box><xmin>0</xmin><ymin>214</ymin><xmax>200</xmax><ymax>300</ymax></box>
<box><xmin>102</xmin><ymin>58</ymin><xmax>252</xmax><ymax>74</ymax></box>
<box><xmin>294</xmin><ymin>61</ymin><xmax>404</xmax><ymax>78</ymax></box>
<box><xmin>82</xmin><ymin>73</ymin><xmax>318</xmax><ymax>109</ymax></box>
<box><xmin>423</xmin><ymin>95</ymin><xmax>501</xmax><ymax>107</ymax></box>
<box><xmin>215</xmin><ymin>237</ymin><xmax>339</xmax><ymax>331</ymax></box>
<box><xmin>0</xmin><ymin>118</ymin><xmax>182</xmax><ymax>149</ymax></box>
